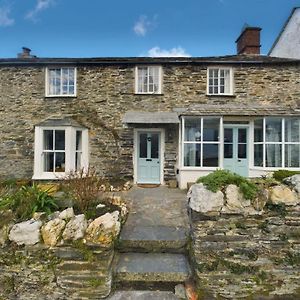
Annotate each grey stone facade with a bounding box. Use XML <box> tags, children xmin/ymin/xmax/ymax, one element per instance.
<box><xmin>0</xmin><ymin>56</ymin><xmax>300</xmax><ymax>181</ymax></box>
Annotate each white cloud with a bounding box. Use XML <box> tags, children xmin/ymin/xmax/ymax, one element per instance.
<box><xmin>146</xmin><ymin>46</ymin><xmax>191</xmax><ymax>57</ymax></box>
<box><xmin>25</xmin><ymin>0</ymin><xmax>54</xmax><ymax>21</ymax></box>
<box><xmin>133</xmin><ymin>15</ymin><xmax>157</xmax><ymax>36</ymax></box>
<box><xmin>0</xmin><ymin>6</ymin><xmax>14</xmax><ymax>27</ymax></box>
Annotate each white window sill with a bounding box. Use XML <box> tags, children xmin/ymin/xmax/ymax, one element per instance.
<box><xmin>32</xmin><ymin>173</ymin><xmax>66</xmax><ymax>180</ymax></box>
<box><xmin>179</xmin><ymin>167</ymin><xmax>219</xmax><ymax>171</ymax></box>
<box><xmin>45</xmin><ymin>94</ymin><xmax>77</xmax><ymax>98</ymax></box>
<box><xmin>134</xmin><ymin>92</ymin><xmax>163</xmax><ymax>95</ymax></box>
<box><xmin>207</xmin><ymin>93</ymin><xmax>235</xmax><ymax>97</ymax></box>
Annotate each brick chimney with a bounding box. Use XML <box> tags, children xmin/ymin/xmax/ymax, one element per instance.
<box><xmin>235</xmin><ymin>26</ymin><xmax>261</xmax><ymax>55</ymax></box>
<box><xmin>17</xmin><ymin>47</ymin><xmax>36</xmax><ymax>58</ymax></box>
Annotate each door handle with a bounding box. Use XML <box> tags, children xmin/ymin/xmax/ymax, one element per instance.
<box><xmin>238</xmin><ymin>159</ymin><xmax>242</xmax><ymax>162</ymax></box>
<box><xmin>146</xmin><ymin>159</ymin><xmax>152</xmax><ymax>161</ymax></box>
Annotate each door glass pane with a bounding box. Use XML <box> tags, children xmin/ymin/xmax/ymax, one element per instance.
<box><xmin>203</xmin><ymin>144</ymin><xmax>218</xmax><ymax>167</ymax></box>
<box><xmin>254</xmin><ymin>119</ymin><xmax>263</xmax><ymax>142</ymax></box>
<box><xmin>238</xmin><ymin>129</ymin><xmax>247</xmax><ymax>143</ymax></box>
<box><xmin>266</xmin><ymin>118</ymin><xmax>282</xmax><ymax>142</ymax></box>
<box><xmin>203</xmin><ymin>118</ymin><xmax>219</xmax><ymax>141</ymax></box>
<box><xmin>254</xmin><ymin>144</ymin><xmax>263</xmax><ymax>167</ymax></box>
<box><xmin>266</xmin><ymin>144</ymin><xmax>282</xmax><ymax>167</ymax></box>
<box><xmin>224</xmin><ymin>144</ymin><xmax>233</xmax><ymax>158</ymax></box>
<box><xmin>285</xmin><ymin>118</ymin><xmax>300</xmax><ymax>142</ymax></box>
<box><xmin>151</xmin><ymin>134</ymin><xmax>159</xmax><ymax>159</ymax></box>
<box><xmin>76</xmin><ymin>131</ymin><xmax>82</xmax><ymax>151</ymax></box>
<box><xmin>285</xmin><ymin>144</ymin><xmax>300</xmax><ymax>167</ymax></box>
<box><xmin>139</xmin><ymin>133</ymin><xmax>147</xmax><ymax>158</ymax></box>
<box><xmin>55</xmin><ymin>130</ymin><xmax>65</xmax><ymax>150</ymax></box>
<box><xmin>238</xmin><ymin>144</ymin><xmax>247</xmax><ymax>159</ymax></box>
<box><xmin>55</xmin><ymin>153</ymin><xmax>65</xmax><ymax>172</ymax></box>
<box><xmin>184</xmin><ymin>118</ymin><xmax>201</xmax><ymax>141</ymax></box>
<box><xmin>44</xmin><ymin>152</ymin><xmax>54</xmax><ymax>172</ymax></box>
<box><xmin>224</xmin><ymin>128</ymin><xmax>233</xmax><ymax>143</ymax></box>
<box><xmin>184</xmin><ymin>144</ymin><xmax>200</xmax><ymax>166</ymax></box>
<box><xmin>43</xmin><ymin>130</ymin><xmax>53</xmax><ymax>150</ymax></box>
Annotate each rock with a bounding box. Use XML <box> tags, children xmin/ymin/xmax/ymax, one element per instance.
<box><xmin>269</xmin><ymin>185</ymin><xmax>299</xmax><ymax>206</ymax></box>
<box><xmin>48</xmin><ymin>211</ymin><xmax>60</xmax><ymax>220</ymax></box>
<box><xmin>41</xmin><ymin>218</ymin><xmax>66</xmax><ymax>247</ymax></box>
<box><xmin>62</xmin><ymin>214</ymin><xmax>87</xmax><ymax>241</ymax></box>
<box><xmin>96</xmin><ymin>203</ymin><xmax>106</xmax><ymax>209</ymax></box>
<box><xmin>32</xmin><ymin>212</ymin><xmax>47</xmax><ymax>222</ymax></box>
<box><xmin>187</xmin><ymin>183</ymin><xmax>224</xmax><ymax>213</ymax></box>
<box><xmin>252</xmin><ymin>189</ymin><xmax>269</xmax><ymax>211</ymax></box>
<box><xmin>58</xmin><ymin>207</ymin><xmax>74</xmax><ymax>220</ymax></box>
<box><xmin>109</xmin><ymin>196</ymin><xmax>123</xmax><ymax>206</ymax></box>
<box><xmin>225</xmin><ymin>184</ymin><xmax>251</xmax><ymax>211</ymax></box>
<box><xmin>9</xmin><ymin>219</ymin><xmax>42</xmax><ymax>245</ymax></box>
<box><xmin>283</xmin><ymin>174</ymin><xmax>300</xmax><ymax>193</ymax></box>
<box><xmin>85</xmin><ymin>211</ymin><xmax>121</xmax><ymax>247</ymax></box>
<box><xmin>175</xmin><ymin>284</ymin><xmax>187</xmax><ymax>299</ymax></box>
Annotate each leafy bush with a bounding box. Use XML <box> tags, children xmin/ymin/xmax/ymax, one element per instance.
<box><xmin>272</xmin><ymin>169</ymin><xmax>300</xmax><ymax>182</ymax></box>
<box><xmin>197</xmin><ymin>169</ymin><xmax>258</xmax><ymax>200</ymax></box>
<box><xmin>0</xmin><ymin>184</ymin><xmax>58</xmax><ymax>221</ymax></box>
<box><xmin>61</xmin><ymin>168</ymin><xmax>105</xmax><ymax>213</ymax></box>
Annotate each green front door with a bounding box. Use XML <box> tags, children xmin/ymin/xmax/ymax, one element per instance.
<box><xmin>137</xmin><ymin>132</ymin><xmax>161</xmax><ymax>184</ymax></box>
<box><xmin>223</xmin><ymin>126</ymin><xmax>249</xmax><ymax>177</ymax></box>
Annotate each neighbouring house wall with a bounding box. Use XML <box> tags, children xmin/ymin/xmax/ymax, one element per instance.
<box><xmin>190</xmin><ymin>208</ymin><xmax>300</xmax><ymax>299</ymax></box>
<box><xmin>0</xmin><ymin>63</ymin><xmax>300</xmax><ymax>180</ymax></box>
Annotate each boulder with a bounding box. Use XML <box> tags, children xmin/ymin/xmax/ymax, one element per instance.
<box><xmin>283</xmin><ymin>174</ymin><xmax>300</xmax><ymax>193</ymax></box>
<box><xmin>9</xmin><ymin>219</ymin><xmax>42</xmax><ymax>245</ymax></box>
<box><xmin>32</xmin><ymin>212</ymin><xmax>47</xmax><ymax>221</ymax></box>
<box><xmin>85</xmin><ymin>211</ymin><xmax>121</xmax><ymax>247</ymax></box>
<box><xmin>252</xmin><ymin>189</ymin><xmax>269</xmax><ymax>211</ymax></box>
<box><xmin>41</xmin><ymin>218</ymin><xmax>66</xmax><ymax>247</ymax></box>
<box><xmin>187</xmin><ymin>183</ymin><xmax>224</xmax><ymax>214</ymax></box>
<box><xmin>58</xmin><ymin>207</ymin><xmax>74</xmax><ymax>220</ymax></box>
<box><xmin>269</xmin><ymin>185</ymin><xmax>299</xmax><ymax>206</ymax></box>
<box><xmin>225</xmin><ymin>184</ymin><xmax>251</xmax><ymax>211</ymax></box>
<box><xmin>62</xmin><ymin>214</ymin><xmax>87</xmax><ymax>241</ymax></box>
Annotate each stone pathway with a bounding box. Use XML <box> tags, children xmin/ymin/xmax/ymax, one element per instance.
<box><xmin>109</xmin><ymin>186</ymin><xmax>191</xmax><ymax>299</ymax></box>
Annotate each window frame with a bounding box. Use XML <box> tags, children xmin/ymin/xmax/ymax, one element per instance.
<box><xmin>206</xmin><ymin>67</ymin><xmax>234</xmax><ymax>96</ymax></box>
<box><xmin>45</xmin><ymin>67</ymin><xmax>77</xmax><ymax>97</ymax></box>
<box><xmin>33</xmin><ymin>125</ymin><xmax>88</xmax><ymax>180</ymax></box>
<box><xmin>134</xmin><ymin>65</ymin><xmax>163</xmax><ymax>94</ymax></box>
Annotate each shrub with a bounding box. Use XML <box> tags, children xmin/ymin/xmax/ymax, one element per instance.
<box><xmin>61</xmin><ymin>168</ymin><xmax>105</xmax><ymax>213</ymax></box>
<box><xmin>272</xmin><ymin>169</ymin><xmax>300</xmax><ymax>182</ymax></box>
<box><xmin>197</xmin><ymin>169</ymin><xmax>258</xmax><ymax>200</ymax></box>
<box><xmin>0</xmin><ymin>184</ymin><xmax>58</xmax><ymax>221</ymax></box>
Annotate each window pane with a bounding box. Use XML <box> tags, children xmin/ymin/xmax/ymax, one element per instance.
<box><xmin>224</xmin><ymin>128</ymin><xmax>233</xmax><ymax>143</ymax></box>
<box><xmin>151</xmin><ymin>134</ymin><xmax>159</xmax><ymax>159</ymax></box>
<box><xmin>44</xmin><ymin>152</ymin><xmax>54</xmax><ymax>172</ymax></box>
<box><xmin>224</xmin><ymin>144</ymin><xmax>233</xmax><ymax>158</ymax></box>
<box><xmin>254</xmin><ymin>144</ymin><xmax>263</xmax><ymax>167</ymax></box>
<box><xmin>266</xmin><ymin>144</ymin><xmax>282</xmax><ymax>167</ymax></box>
<box><xmin>224</xmin><ymin>69</ymin><xmax>231</xmax><ymax>94</ymax></box>
<box><xmin>285</xmin><ymin>118</ymin><xmax>300</xmax><ymax>142</ymax></box>
<box><xmin>203</xmin><ymin>144</ymin><xmax>218</xmax><ymax>167</ymax></box>
<box><xmin>238</xmin><ymin>128</ymin><xmax>247</xmax><ymax>143</ymax></box>
<box><xmin>76</xmin><ymin>131</ymin><xmax>82</xmax><ymax>151</ymax></box>
<box><xmin>184</xmin><ymin>118</ymin><xmax>201</xmax><ymax>141</ymax></box>
<box><xmin>139</xmin><ymin>133</ymin><xmax>147</xmax><ymax>158</ymax></box>
<box><xmin>285</xmin><ymin>144</ymin><xmax>300</xmax><ymax>167</ymax></box>
<box><xmin>43</xmin><ymin>130</ymin><xmax>53</xmax><ymax>150</ymax></box>
<box><xmin>266</xmin><ymin>118</ymin><xmax>282</xmax><ymax>142</ymax></box>
<box><xmin>254</xmin><ymin>119</ymin><xmax>263</xmax><ymax>142</ymax></box>
<box><xmin>55</xmin><ymin>130</ymin><xmax>65</xmax><ymax>150</ymax></box>
<box><xmin>184</xmin><ymin>144</ymin><xmax>200</xmax><ymax>167</ymax></box>
<box><xmin>203</xmin><ymin>118</ymin><xmax>219</xmax><ymax>141</ymax></box>
<box><xmin>55</xmin><ymin>152</ymin><xmax>65</xmax><ymax>172</ymax></box>
<box><xmin>238</xmin><ymin>144</ymin><xmax>247</xmax><ymax>159</ymax></box>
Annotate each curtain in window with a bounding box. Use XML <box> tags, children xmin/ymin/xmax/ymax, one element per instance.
<box><xmin>265</xmin><ymin>118</ymin><xmax>281</xmax><ymax>167</ymax></box>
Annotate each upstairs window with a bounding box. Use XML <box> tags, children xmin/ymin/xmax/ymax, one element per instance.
<box><xmin>207</xmin><ymin>68</ymin><xmax>233</xmax><ymax>95</ymax></box>
<box><xmin>46</xmin><ymin>67</ymin><xmax>76</xmax><ymax>97</ymax></box>
<box><xmin>135</xmin><ymin>66</ymin><xmax>162</xmax><ymax>94</ymax></box>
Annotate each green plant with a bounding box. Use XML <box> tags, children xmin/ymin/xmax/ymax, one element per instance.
<box><xmin>265</xmin><ymin>202</ymin><xmax>287</xmax><ymax>217</ymax></box>
<box><xmin>0</xmin><ymin>184</ymin><xmax>58</xmax><ymax>221</ymax></box>
<box><xmin>272</xmin><ymin>169</ymin><xmax>300</xmax><ymax>182</ymax></box>
<box><xmin>197</xmin><ymin>169</ymin><xmax>258</xmax><ymax>200</ymax></box>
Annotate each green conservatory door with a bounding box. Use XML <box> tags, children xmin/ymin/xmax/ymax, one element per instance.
<box><xmin>223</xmin><ymin>126</ymin><xmax>249</xmax><ymax>177</ymax></box>
<box><xmin>137</xmin><ymin>132</ymin><xmax>161</xmax><ymax>184</ymax></box>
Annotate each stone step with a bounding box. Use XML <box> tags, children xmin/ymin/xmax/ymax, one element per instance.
<box><xmin>117</xmin><ymin>226</ymin><xmax>188</xmax><ymax>253</ymax></box>
<box><xmin>115</xmin><ymin>253</ymin><xmax>191</xmax><ymax>288</ymax></box>
<box><xmin>107</xmin><ymin>290</ymin><xmax>179</xmax><ymax>299</ymax></box>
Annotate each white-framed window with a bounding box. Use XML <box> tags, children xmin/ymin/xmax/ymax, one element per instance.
<box><xmin>182</xmin><ymin>116</ymin><xmax>222</xmax><ymax>167</ymax></box>
<box><xmin>207</xmin><ymin>67</ymin><xmax>233</xmax><ymax>95</ymax></box>
<box><xmin>135</xmin><ymin>66</ymin><xmax>162</xmax><ymax>94</ymax></box>
<box><xmin>254</xmin><ymin>117</ymin><xmax>300</xmax><ymax>168</ymax></box>
<box><xmin>46</xmin><ymin>67</ymin><xmax>77</xmax><ymax>97</ymax></box>
<box><xmin>33</xmin><ymin>125</ymin><xmax>88</xmax><ymax>179</ymax></box>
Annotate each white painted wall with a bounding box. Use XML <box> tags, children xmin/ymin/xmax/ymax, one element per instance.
<box><xmin>270</xmin><ymin>8</ymin><xmax>300</xmax><ymax>59</ymax></box>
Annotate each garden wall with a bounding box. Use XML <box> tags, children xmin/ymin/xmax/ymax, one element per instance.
<box><xmin>190</xmin><ymin>207</ymin><xmax>300</xmax><ymax>299</ymax></box>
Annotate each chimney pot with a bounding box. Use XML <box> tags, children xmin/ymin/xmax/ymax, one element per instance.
<box><xmin>18</xmin><ymin>47</ymin><xmax>36</xmax><ymax>58</ymax></box>
<box><xmin>236</xmin><ymin>27</ymin><xmax>261</xmax><ymax>55</ymax></box>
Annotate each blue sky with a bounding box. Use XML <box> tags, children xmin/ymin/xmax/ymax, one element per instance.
<box><xmin>0</xmin><ymin>0</ymin><xmax>299</xmax><ymax>58</ymax></box>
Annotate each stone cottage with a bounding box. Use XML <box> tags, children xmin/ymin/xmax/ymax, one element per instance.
<box><xmin>1</xmin><ymin>27</ymin><xmax>300</xmax><ymax>189</ymax></box>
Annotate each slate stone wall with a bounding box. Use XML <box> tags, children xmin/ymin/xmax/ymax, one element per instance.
<box><xmin>0</xmin><ymin>63</ymin><xmax>300</xmax><ymax>180</ymax></box>
<box><xmin>190</xmin><ymin>207</ymin><xmax>300</xmax><ymax>299</ymax></box>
